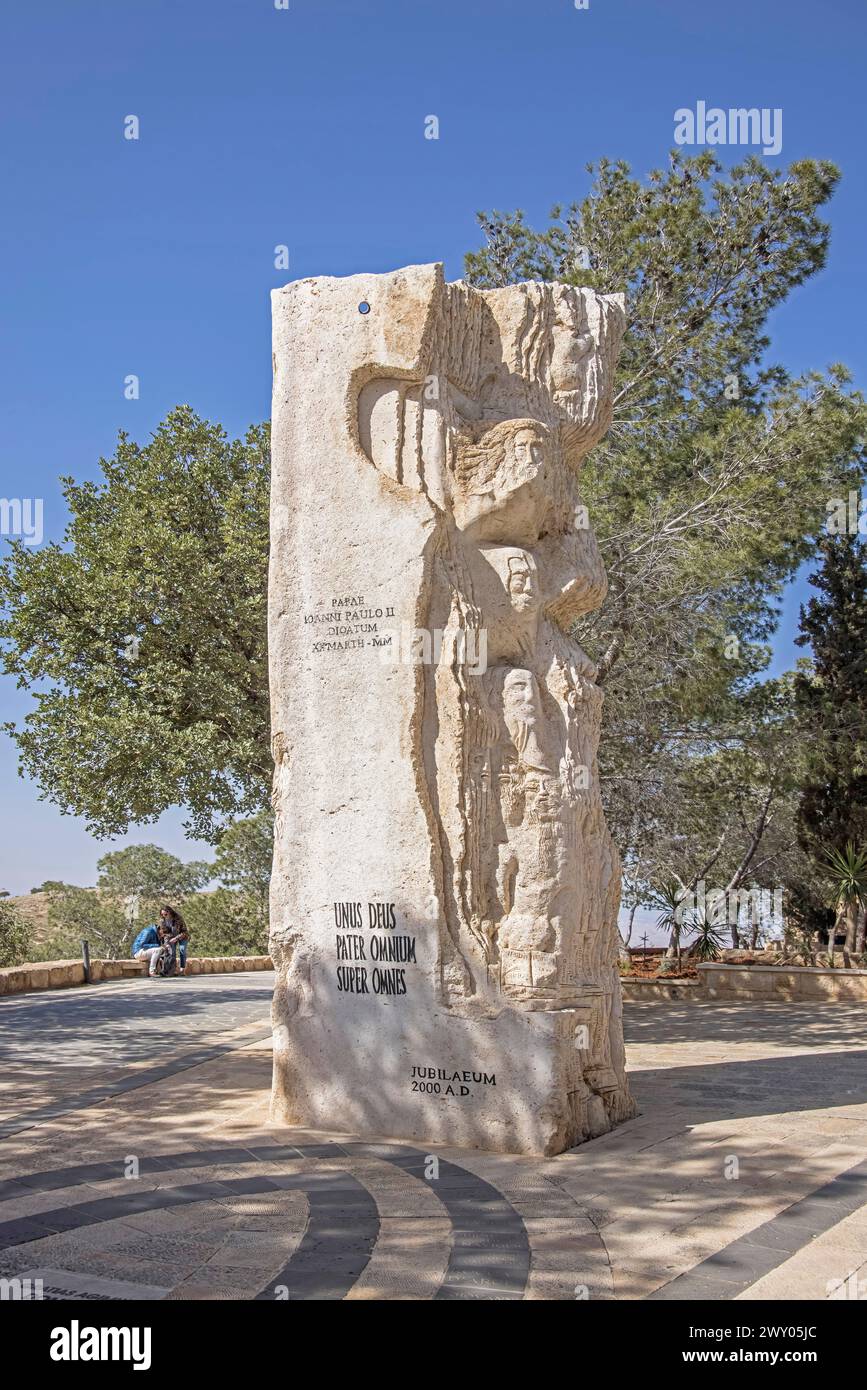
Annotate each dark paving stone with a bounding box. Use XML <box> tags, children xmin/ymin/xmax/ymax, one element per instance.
<box><xmin>216</xmin><ymin>1176</ymin><xmax>282</xmax><ymax>1196</ymax></box>
<box><xmin>0</xmin><ymin>1216</ymin><xmax>59</xmax><ymax>1244</ymax></box>
<box><xmin>437</xmin><ymin>1279</ymin><xmax>524</xmax><ymax>1301</ymax></box>
<box><xmin>244</xmin><ymin>1145</ymin><xmax>312</xmax><ymax>1163</ymax></box>
<box><xmin>649</xmin><ymin>1274</ymin><xmax>737</xmax><ymax>1301</ymax></box>
<box><xmin>0</xmin><ymin>1137</ymin><xmax>533</xmax><ymax>1302</ymax></box>
<box><xmin>255</xmin><ymin>1177</ymin><xmax>379</xmax><ymax>1300</ymax></box>
<box><xmin>647</xmin><ymin>1155</ymin><xmax>867</xmax><ymax>1301</ymax></box>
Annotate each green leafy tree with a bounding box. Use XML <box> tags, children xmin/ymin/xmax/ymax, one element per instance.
<box><xmin>96</xmin><ymin>843</ymin><xmax>209</xmax><ymax>901</ymax></box>
<box><xmin>0</xmin><ymin>407</ymin><xmax>270</xmax><ymax>843</ymax></box>
<box><xmin>36</xmin><ymin>842</ymin><xmax>209</xmax><ymax>962</ymax></box>
<box><xmin>183</xmin><ymin>811</ymin><xmax>273</xmax><ymax>954</ymax></box>
<box><xmin>213</xmin><ymin>811</ymin><xmax>272</xmax><ymax>904</ymax></box>
<box><xmin>822</xmin><ymin>843</ymin><xmax>867</xmax><ymax>961</ymax></box>
<box><xmin>0</xmin><ymin>902</ymin><xmax>32</xmax><ymax>967</ymax></box>
<box><xmin>39</xmin><ymin>885</ymin><xmax>132</xmax><ymax>962</ymax></box>
<box><xmin>183</xmin><ymin>888</ymin><xmax>268</xmax><ymax>957</ymax></box>
<box><xmin>619</xmin><ymin>676</ymin><xmax>808</xmax><ymax>948</ymax></box>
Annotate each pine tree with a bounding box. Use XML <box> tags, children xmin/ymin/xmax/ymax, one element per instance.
<box><xmin>794</xmin><ymin>530</ymin><xmax>867</xmax><ymax>950</ymax></box>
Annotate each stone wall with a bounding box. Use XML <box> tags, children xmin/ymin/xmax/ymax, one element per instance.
<box><xmin>697</xmin><ymin>962</ymin><xmax>867</xmax><ymax>1002</ymax></box>
<box><xmin>620</xmin><ymin>964</ymin><xmax>867</xmax><ymax>1003</ymax></box>
<box><xmin>0</xmin><ymin>956</ymin><xmax>273</xmax><ymax>996</ymax></box>
<box><xmin>185</xmin><ymin>957</ymin><xmax>273</xmax><ymax>975</ymax></box>
<box><xmin>619</xmin><ymin>977</ymin><xmax>704</xmax><ymax>1002</ymax></box>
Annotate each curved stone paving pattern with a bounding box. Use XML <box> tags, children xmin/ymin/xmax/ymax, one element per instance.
<box><xmin>3</xmin><ymin>988</ymin><xmax>865</xmax><ymax>1300</ymax></box>
<box><xmin>0</xmin><ymin>1142</ymin><xmax>532</xmax><ymax>1300</ymax></box>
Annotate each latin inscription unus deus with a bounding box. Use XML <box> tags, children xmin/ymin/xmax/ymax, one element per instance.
<box><xmin>333</xmin><ymin>900</ymin><xmax>419</xmax><ymax>996</ymax></box>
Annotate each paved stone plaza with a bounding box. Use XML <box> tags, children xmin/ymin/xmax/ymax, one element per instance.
<box><xmin>0</xmin><ymin>976</ymin><xmax>864</xmax><ymax>1300</ymax></box>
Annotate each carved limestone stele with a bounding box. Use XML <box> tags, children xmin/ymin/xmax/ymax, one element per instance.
<box><xmin>268</xmin><ymin>263</ymin><xmax>636</xmax><ymax>1156</ymax></box>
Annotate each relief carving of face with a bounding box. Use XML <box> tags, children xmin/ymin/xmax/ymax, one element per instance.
<box><xmin>452</xmin><ymin>419</ymin><xmax>553</xmax><ymax>541</ymax></box>
<box><xmin>506</xmin><ymin>553</ymin><xmax>538</xmax><ymax>613</ymax></box>
<box><xmin>523</xmin><ymin>772</ymin><xmax>562</xmax><ymax>825</ymax></box>
<box><xmin>549</xmin><ymin>288</ymin><xmax>595</xmax><ymax>401</ymax></box>
<box><xmin>500</xmin><ymin>668</ymin><xmax>555</xmax><ymax>777</ymax></box>
<box><xmin>510</xmin><ymin>425</ymin><xmax>547</xmax><ymax>479</ymax></box>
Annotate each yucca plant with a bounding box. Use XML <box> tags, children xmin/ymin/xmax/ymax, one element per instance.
<box><xmin>689</xmin><ymin>910</ymin><xmax>726</xmax><ymax>962</ymax></box>
<box><xmin>822</xmin><ymin>842</ymin><xmax>867</xmax><ymax>964</ymax></box>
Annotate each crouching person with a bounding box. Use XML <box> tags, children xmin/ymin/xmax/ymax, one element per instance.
<box><xmin>131</xmin><ymin>922</ymin><xmax>164</xmax><ymax>977</ymax></box>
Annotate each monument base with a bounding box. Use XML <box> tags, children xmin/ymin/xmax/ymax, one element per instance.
<box><xmin>269</xmin><ymin>944</ymin><xmax>636</xmax><ymax>1157</ymax></box>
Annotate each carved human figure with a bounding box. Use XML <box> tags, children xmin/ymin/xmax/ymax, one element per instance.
<box><xmin>436</xmin><ymin>414</ymin><xmax>602</xmax><ymax>1001</ymax></box>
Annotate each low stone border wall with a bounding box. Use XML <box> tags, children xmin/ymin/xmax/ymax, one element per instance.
<box><xmin>697</xmin><ymin>961</ymin><xmax>867</xmax><ymax>1002</ymax></box>
<box><xmin>0</xmin><ymin>959</ymin><xmax>87</xmax><ymax>994</ymax></box>
<box><xmin>619</xmin><ymin>977</ymin><xmax>704</xmax><ymax>1002</ymax></box>
<box><xmin>0</xmin><ymin>956</ymin><xmax>273</xmax><ymax>996</ymax></box>
<box><xmin>184</xmin><ymin>956</ymin><xmax>273</xmax><ymax>976</ymax></box>
<box><xmin>620</xmin><ymin>962</ymin><xmax>867</xmax><ymax>1003</ymax></box>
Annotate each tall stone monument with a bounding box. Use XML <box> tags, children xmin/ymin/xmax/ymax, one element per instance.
<box><xmin>268</xmin><ymin>263</ymin><xmax>636</xmax><ymax>1155</ymax></box>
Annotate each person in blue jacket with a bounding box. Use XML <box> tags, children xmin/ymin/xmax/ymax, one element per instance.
<box><xmin>132</xmin><ymin>921</ymin><xmax>163</xmax><ymax>976</ymax></box>
<box><xmin>132</xmin><ymin>906</ymin><xmax>189</xmax><ymax>978</ymax></box>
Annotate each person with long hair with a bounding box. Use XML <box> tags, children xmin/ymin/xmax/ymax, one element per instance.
<box><xmin>156</xmin><ymin>904</ymin><xmax>189</xmax><ymax>977</ymax></box>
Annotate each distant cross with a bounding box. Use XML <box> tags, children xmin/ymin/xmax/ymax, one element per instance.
<box><xmin>640</xmin><ymin>932</ymin><xmax>649</xmax><ymax>963</ymax></box>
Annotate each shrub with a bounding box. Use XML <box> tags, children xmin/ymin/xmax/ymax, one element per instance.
<box><xmin>182</xmin><ymin>888</ymin><xmax>268</xmax><ymax>957</ymax></box>
<box><xmin>0</xmin><ymin>902</ymin><xmax>33</xmax><ymax>967</ymax></box>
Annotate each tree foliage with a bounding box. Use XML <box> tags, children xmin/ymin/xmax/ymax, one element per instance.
<box><xmin>0</xmin><ymin>902</ymin><xmax>32</xmax><ymax>968</ymax></box>
<box><xmin>213</xmin><ymin>810</ymin><xmax>272</xmax><ymax>902</ymax></box>
<box><xmin>96</xmin><ymin>843</ymin><xmax>209</xmax><ymax>902</ymax></box>
<box><xmin>41</xmin><ymin>886</ymin><xmax>133</xmax><ymax>962</ymax></box>
<box><xmin>794</xmin><ymin>532</ymin><xmax>867</xmax><ymax>858</ymax></box>
<box><xmin>0</xmin><ymin>406</ymin><xmax>271</xmax><ymax>842</ymax></box>
<box><xmin>182</xmin><ymin>887</ymin><xmax>269</xmax><ymax>957</ymax></box>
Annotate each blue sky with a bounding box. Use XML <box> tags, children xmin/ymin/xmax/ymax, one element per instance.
<box><xmin>0</xmin><ymin>0</ymin><xmax>864</xmax><ymax>896</ymax></box>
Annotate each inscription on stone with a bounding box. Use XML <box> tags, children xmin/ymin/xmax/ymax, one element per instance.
<box><xmin>410</xmin><ymin>1066</ymin><xmax>497</xmax><ymax>1099</ymax></box>
<box><xmin>333</xmin><ymin>902</ymin><xmax>419</xmax><ymax>997</ymax></box>
<box><xmin>302</xmin><ymin>594</ymin><xmax>396</xmax><ymax>656</ymax></box>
